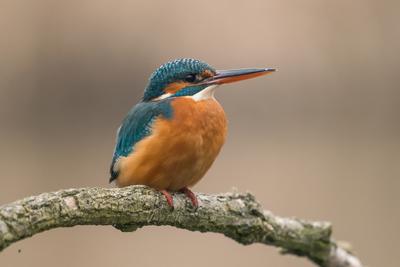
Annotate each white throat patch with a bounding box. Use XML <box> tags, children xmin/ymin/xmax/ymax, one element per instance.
<box><xmin>191</xmin><ymin>85</ymin><xmax>218</xmax><ymax>101</ymax></box>
<box><xmin>152</xmin><ymin>93</ymin><xmax>173</xmax><ymax>101</ymax></box>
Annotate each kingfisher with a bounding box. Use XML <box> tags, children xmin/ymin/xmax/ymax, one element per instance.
<box><xmin>109</xmin><ymin>58</ymin><xmax>275</xmax><ymax>208</ymax></box>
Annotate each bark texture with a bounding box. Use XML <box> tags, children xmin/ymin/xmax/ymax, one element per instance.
<box><xmin>0</xmin><ymin>185</ymin><xmax>362</xmax><ymax>267</ymax></box>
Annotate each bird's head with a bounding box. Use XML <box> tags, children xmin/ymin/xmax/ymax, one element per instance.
<box><xmin>143</xmin><ymin>58</ymin><xmax>275</xmax><ymax>102</ymax></box>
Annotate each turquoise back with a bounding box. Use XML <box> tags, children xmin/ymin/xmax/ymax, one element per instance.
<box><xmin>110</xmin><ymin>99</ymin><xmax>173</xmax><ymax>181</ymax></box>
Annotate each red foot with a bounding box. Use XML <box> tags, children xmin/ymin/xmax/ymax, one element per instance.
<box><xmin>161</xmin><ymin>190</ymin><xmax>174</xmax><ymax>209</ymax></box>
<box><xmin>180</xmin><ymin>187</ymin><xmax>198</xmax><ymax>208</ymax></box>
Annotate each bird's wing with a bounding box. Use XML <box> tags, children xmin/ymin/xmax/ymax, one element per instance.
<box><xmin>109</xmin><ymin>100</ymin><xmax>173</xmax><ymax>182</ymax></box>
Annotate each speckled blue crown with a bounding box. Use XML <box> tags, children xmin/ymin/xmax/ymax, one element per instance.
<box><xmin>143</xmin><ymin>58</ymin><xmax>215</xmax><ymax>101</ymax></box>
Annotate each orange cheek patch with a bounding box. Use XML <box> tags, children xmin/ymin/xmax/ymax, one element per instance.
<box><xmin>202</xmin><ymin>70</ymin><xmax>215</xmax><ymax>78</ymax></box>
<box><xmin>164</xmin><ymin>82</ymin><xmax>190</xmax><ymax>94</ymax></box>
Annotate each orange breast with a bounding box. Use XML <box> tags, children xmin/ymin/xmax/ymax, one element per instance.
<box><xmin>116</xmin><ymin>97</ymin><xmax>227</xmax><ymax>191</ymax></box>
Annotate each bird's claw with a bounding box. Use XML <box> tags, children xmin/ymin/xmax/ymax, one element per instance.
<box><xmin>160</xmin><ymin>190</ymin><xmax>174</xmax><ymax>209</ymax></box>
<box><xmin>180</xmin><ymin>187</ymin><xmax>199</xmax><ymax>209</ymax></box>
<box><xmin>160</xmin><ymin>188</ymin><xmax>199</xmax><ymax>210</ymax></box>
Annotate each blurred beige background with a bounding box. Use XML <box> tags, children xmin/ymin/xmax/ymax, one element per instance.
<box><xmin>1</xmin><ymin>0</ymin><xmax>399</xmax><ymax>266</ymax></box>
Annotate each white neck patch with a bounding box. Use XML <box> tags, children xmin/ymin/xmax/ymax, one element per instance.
<box><xmin>152</xmin><ymin>93</ymin><xmax>172</xmax><ymax>101</ymax></box>
<box><xmin>191</xmin><ymin>85</ymin><xmax>218</xmax><ymax>101</ymax></box>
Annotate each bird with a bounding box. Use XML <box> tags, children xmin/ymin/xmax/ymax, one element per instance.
<box><xmin>109</xmin><ymin>58</ymin><xmax>275</xmax><ymax>208</ymax></box>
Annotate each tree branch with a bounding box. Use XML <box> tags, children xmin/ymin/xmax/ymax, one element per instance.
<box><xmin>0</xmin><ymin>185</ymin><xmax>362</xmax><ymax>267</ymax></box>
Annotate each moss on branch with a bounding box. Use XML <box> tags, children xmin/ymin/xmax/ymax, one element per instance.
<box><xmin>0</xmin><ymin>185</ymin><xmax>362</xmax><ymax>267</ymax></box>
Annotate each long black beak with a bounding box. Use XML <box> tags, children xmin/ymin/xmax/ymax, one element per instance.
<box><xmin>204</xmin><ymin>68</ymin><xmax>276</xmax><ymax>85</ymax></box>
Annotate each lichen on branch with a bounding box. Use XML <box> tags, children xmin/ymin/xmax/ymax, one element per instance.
<box><xmin>0</xmin><ymin>185</ymin><xmax>362</xmax><ymax>267</ymax></box>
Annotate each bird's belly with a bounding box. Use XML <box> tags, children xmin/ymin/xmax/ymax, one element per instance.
<box><xmin>117</xmin><ymin>98</ymin><xmax>227</xmax><ymax>191</ymax></box>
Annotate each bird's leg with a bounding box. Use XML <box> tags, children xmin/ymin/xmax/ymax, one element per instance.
<box><xmin>160</xmin><ymin>190</ymin><xmax>174</xmax><ymax>209</ymax></box>
<box><xmin>179</xmin><ymin>187</ymin><xmax>198</xmax><ymax>208</ymax></box>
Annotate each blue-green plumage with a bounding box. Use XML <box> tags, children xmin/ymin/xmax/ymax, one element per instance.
<box><xmin>143</xmin><ymin>58</ymin><xmax>215</xmax><ymax>101</ymax></box>
<box><xmin>109</xmin><ymin>57</ymin><xmax>275</xmax><ymax>209</ymax></box>
<box><xmin>109</xmin><ymin>99</ymin><xmax>173</xmax><ymax>181</ymax></box>
<box><xmin>172</xmin><ymin>85</ymin><xmax>206</xmax><ymax>97</ymax></box>
<box><xmin>110</xmin><ymin>58</ymin><xmax>217</xmax><ymax>182</ymax></box>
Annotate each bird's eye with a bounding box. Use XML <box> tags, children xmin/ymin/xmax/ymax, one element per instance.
<box><xmin>184</xmin><ymin>74</ymin><xmax>197</xmax><ymax>83</ymax></box>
